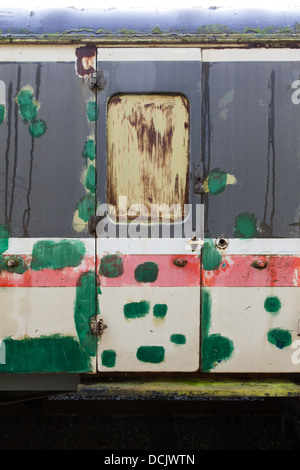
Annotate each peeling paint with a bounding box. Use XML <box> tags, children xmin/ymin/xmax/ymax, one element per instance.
<box><xmin>202</xmin><ymin>169</ymin><xmax>236</xmax><ymax>194</ymax></box>
<box><xmin>75</xmin><ymin>44</ymin><xmax>96</xmax><ymax>78</ymax></box>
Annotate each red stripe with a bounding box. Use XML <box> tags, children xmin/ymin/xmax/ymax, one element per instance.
<box><xmin>202</xmin><ymin>255</ymin><xmax>300</xmax><ymax>287</ymax></box>
<box><xmin>0</xmin><ymin>254</ymin><xmax>200</xmax><ymax>287</ymax></box>
<box><xmin>1</xmin><ymin>253</ymin><xmax>298</xmax><ymax>288</ymax></box>
<box><xmin>98</xmin><ymin>254</ymin><xmax>200</xmax><ymax>287</ymax></box>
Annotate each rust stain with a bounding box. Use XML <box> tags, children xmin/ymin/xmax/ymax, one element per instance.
<box><xmin>75</xmin><ymin>45</ymin><xmax>96</xmax><ymax>77</ymax></box>
<box><xmin>107</xmin><ymin>94</ymin><xmax>190</xmax><ymax>223</ymax></box>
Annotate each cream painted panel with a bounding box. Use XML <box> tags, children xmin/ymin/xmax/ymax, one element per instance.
<box><xmin>206</xmin><ymin>287</ymin><xmax>300</xmax><ymax>372</ymax></box>
<box><xmin>98</xmin><ymin>286</ymin><xmax>200</xmax><ymax>372</ymax></box>
<box><xmin>0</xmin><ymin>287</ymin><xmax>78</xmax><ymax>339</ymax></box>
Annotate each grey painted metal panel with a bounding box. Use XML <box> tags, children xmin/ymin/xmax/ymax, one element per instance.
<box><xmin>0</xmin><ymin>61</ymin><xmax>92</xmax><ymax>238</ymax></box>
<box><xmin>203</xmin><ymin>60</ymin><xmax>300</xmax><ymax>239</ymax></box>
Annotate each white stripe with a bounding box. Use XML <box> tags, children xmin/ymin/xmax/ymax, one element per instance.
<box><xmin>0</xmin><ymin>45</ymin><xmax>77</xmax><ymax>62</ymax></box>
<box><xmin>7</xmin><ymin>238</ymin><xmax>95</xmax><ymax>255</ymax></box>
<box><xmin>5</xmin><ymin>237</ymin><xmax>300</xmax><ymax>256</ymax></box>
<box><xmin>97</xmin><ymin>238</ymin><xmax>201</xmax><ymax>254</ymax></box>
<box><xmin>98</xmin><ymin>47</ymin><xmax>201</xmax><ymax>61</ymax></box>
<box><xmin>218</xmin><ymin>238</ymin><xmax>300</xmax><ymax>255</ymax></box>
<box><xmin>202</xmin><ymin>48</ymin><xmax>300</xmax><ymax>62</ymax></box>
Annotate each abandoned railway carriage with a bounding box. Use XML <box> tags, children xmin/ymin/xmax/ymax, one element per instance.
<box><xmin>0</xmin><ymin>5</ymin><xmax>300</xmax><ymax>401</ymax></box>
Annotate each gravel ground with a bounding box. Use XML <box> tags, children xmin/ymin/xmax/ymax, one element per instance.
<box><xmin>0</xmin><ymin>397</ymin><xmax>299</xmax><ymax>450</ymax></box>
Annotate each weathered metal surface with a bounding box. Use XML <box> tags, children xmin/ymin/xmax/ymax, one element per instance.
<box><xmin>2</xmin><ymin>7</ymin><xmax>300</xmax><ymax>44</ymax></box>
<box><xmin>107</xmin><ymin>94</ymin><xmax>189</xmax><ymax>223</ymax></box>
<box><xmin>78</xmin><ymin>378</ymin><xmax>300</xmax><ymax>398</ymax></box>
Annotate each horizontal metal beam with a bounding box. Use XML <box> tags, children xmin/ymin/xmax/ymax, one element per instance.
<box><xmin>78</xmin><ymin>378</ymin><xmax>300</xmax><ymax>398</ymax></box>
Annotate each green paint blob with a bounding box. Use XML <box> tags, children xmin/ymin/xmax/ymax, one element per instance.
<box><xmin>208</xmin><ymin>168</ymin><xmax>227</xmax><ymax>195</ymax></box>
<box><xmin>134</xmin><ymin>261</ymin><xmax>159</xmax><ymax>282</ymax></box>
<box><xmin>16</xmin><ymin>88</ymin><xmax>38</xmax><ymax>122</ymax></box>
<box><xmin>264</xmin><ymin>296</ymin><xmax>281</xmax><ymax>314</ymax></box>
<box><xmin>84</xmin><ymin>165</ymin><xmax>96</xmax><ymax>193</ymax></box>
<box><xmin>28</xmin><ymin>119</ymin><xmax>47</xmax><ymax>138</ymax></box>
<box><xmin>74</xmin><ymin>271</ymin><xmax>97</xmax><ymax>356</ymax></box>
<box><xmin>234</xmin><ymin>213</ymin><xmax>258</xmax><ymax>238</ymax></box>
<box><xmin>202</xmin><ymin>240</ymin><xmax>222</xmax><ymax>271</ymax></box>
<box><xmin>86</xmin><ymin>101</ymin><xmax>99</xmax><ymax>121</ymax></box>
<box><xmin>77</xmin><ymin>193</ymin><xmax>95</xmax><ymax>222</ymax></box>
<box><xmin>201</xmin><ymin>288</ymin><xmax>234</xmax><ymax>371</ymax></box>
<box><xmin>170</xmin><ymin>334</ymin><xmax>186</xmax><ymax>345</ymax></box>
<box><xmin>136</xmin><ymin>346</ymin><xmax>165</xmax><ymax>364</ymax></box>
<box><xmin>0</xmin><ymin>224</ymin><xmax>10</xmax><ymax>254</ymax></box>
<box><xmin>0</xmin><ymin>104</ymin><xmax>6</xmax><ymax>124</ymax></box>
<box><xmin>101</xmin><ymin>349</ymin><xmax>116</xmax><ymax>368</ymax></box>
<box><xmin>31</xmin><ymin>239</ymin><xmax>86</xmax><ymax>270</ymax></box>
<box><xmin>0</xmin><ymin>335</ymin><xmax>92</xmax><ymax>373</ymax></box>
<box><xmin>124</xmin><ymin>301</ymin><xmax>150</xmax><ymax>319</ymax></box>
<box><xmin>82</xmin><ymin>139</ymin><xmax>96</xmax><ymax>162</ymax></box>
<box><xmin>202</xmin><ymin>334</ymin><xmax>234</xmax><ymax>371</ymax></box>
<box><xmin>153</xmin><ymin>304</ymin><xmax>168</xmax><ymax>318</ymax></box>
<box><xmin>100</xmin><ymin>254</ymin><xmax>124</xmax><ymax>278</ymax></box>
<box><xmin>267</xmin><ymin>328</ymin><xmax>292</xmax><ymax>349</ymax></box>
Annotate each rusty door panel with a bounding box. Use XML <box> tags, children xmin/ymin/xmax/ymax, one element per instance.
<box><xmin>107</xmin><ymin>94</ymin><xmax>190</xmax><ymax>223</ymax></box>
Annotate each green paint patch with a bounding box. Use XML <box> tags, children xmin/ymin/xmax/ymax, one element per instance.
<box><xmin>86</xmin><ymin>100</ymin><xmax>99</xmax><ymax>121</ymax></box>
<box><xmin>0</xmin><ymin>335</ymin><xmax>92</xmax><ymax>373</ymax></box>
<box><xmin>201</xmin><ymin>288</ymin><xmax>234</xmax><ymax>371</ymax></box>
<box><xmin>28</xmin><ymin>119</ymin><xmax>47</xmax><ymax>138</ymax></box>
<box><xmin>124</xmin><ymin>301</ymin><xmax>150</xmax><ymax>319</ymax></box>
<box><xmin>74</xmin><ymin>271</ymin><xmax>97</xmax><ymax>356</ymax></box>
<box><xmin>0</xmin><ymin>224</ymin><xmax>10</xmax><ymax>254</ymax></box>
<box><xmin>101</xmin><ymin>349</ymin><xmax>116</xmax><ymax>368</ymax></box>
<box><xmin>267</xmin><ymin>328</ymin><xmax>292</xmax><ymax>349</ymax></box>
<box><xmin>100</xmin><ymin>254</ymin><xmax>124</xmax><ymax>278</ymax></box>
<box><xmin>77</xmin><ymin>193</ymin><xmax>95</xmax><ymax>222</ymax></box>
<box><xmin>136</xmin><ymin>346</ymin><xmax>165</xmax><ymax>364</ymax></box>
<box><xmin>82</xmin><ymin>139</ymin><xmax>96</xmax><ymax>162</ymax></box>
<box><xmin>170</xmin><ymin>334</ymin><xmax>186</xmax><ymax>345</ymax></box>
<box><xmin>264</xmin><ymin>296</ymin><xmax>281</xmax><ymax>314</ymax></box>
<box><xmin>202</xmin><ymin>240</ymin><xmax>222</xmax><ymax>271</ymax></box>
<box><xmin>202</xmin><ymin>334</ymin><xmax>234</xmax><ymax>371</ymax></box>
<box><xmin>0</xmin><ymin>103</ymin><xmax>6</xmax><ymax>124</ymax></box>
<box><xmin>208</xmin><ymin>168</ymin><xmax>227</xmax><ymax>195</ymax></box>
<box><xmin>15</xmin><ymin>86</ymin><xmax>39</xmax><ymax>122</ymax></box>
<box><xmin>84</xmin><ymin>165</ymin><xmax>96</xmax><ymax>193</ymax></box>
<box><xmin>153</xmin><ymin>304</ymin><xmax>168</xmax><ymax>318</ymax></box>
<box><xmin>134</xmin><ymin>261</ymin><xmax>159</xmax><ymax>282</ymax></box>
<box><xmin>15</xmin><ymin>86</ymin><xmax>47</xmax><ymax>138</ymax></box>
<box><xmin>31</xmin><ymin>239</ymin><xmax>86</xmax><ymax>270</ymax></box>
<box><xmin>234</xmin><ymin>213</ymin><xmax>258</xmax><ymax>238</ymax></box>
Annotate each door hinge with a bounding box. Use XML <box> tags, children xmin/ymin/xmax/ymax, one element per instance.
<box><xmin>90</xmin><ymin>317</ymin><xmax>107</xmax><ymax>336</ymax></box>
<box><xmin>89</xmin><ymin>71</ymin><xmax>105</xmax><ymax>90</ymax></box>
<box><xmin>194</xmin><ymin>162</ymin><xmax>204</xmax><ymax>194</ymax></box>
<box><xmin>88</xmin><ymin>215</ymin><xmax>104</xmax><ymax>236</ymax></box>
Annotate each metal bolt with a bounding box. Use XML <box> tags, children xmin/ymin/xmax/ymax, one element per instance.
<box><xmin>173</xmin><ymin>258</ymin><xmax>188</xmax><ymax>267</ymax></box>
